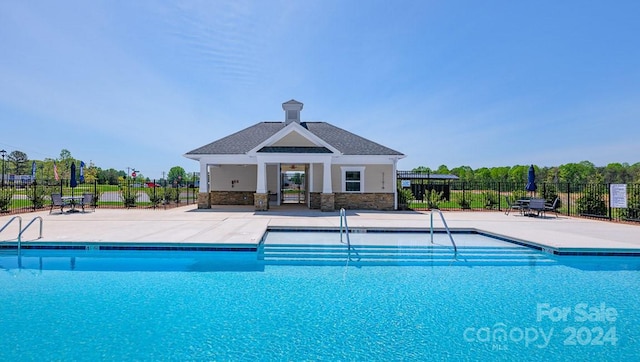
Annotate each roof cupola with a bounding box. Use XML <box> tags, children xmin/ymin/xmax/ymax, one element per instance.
<box><xmin>282</xmin><ymin>99</ymin><xmax>303</xmax><ymax>124</ymax></box>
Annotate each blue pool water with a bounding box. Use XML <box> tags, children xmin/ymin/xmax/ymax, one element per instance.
<box><xmin>1</xmin><ymin>232</ymin><xmax>639</xmax><ymax>361</ymax></box>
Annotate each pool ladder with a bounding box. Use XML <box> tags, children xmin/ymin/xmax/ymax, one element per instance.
<box><xmin>339</xmin><ymin>208</ymin><xmax>350</xmax><ymax>247</ymax></box>
<box><xmin>339</xmin><ymin>208</ymin><xmax>360</xmax><ymax>262</ymax></box>
<box><xmin>429</xmin><ymin>209</ymin><xmax>457</xmax><ymax>254</ymax></box>
<box><xmin>0</xmin><ymin>216</ymin><xmax>44</xmax><ymax>252</ymax></box>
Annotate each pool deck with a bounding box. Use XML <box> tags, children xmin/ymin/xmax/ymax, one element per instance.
<box><xmin>1</xmin><ymin>205</ymin><xmax>639</xmax><ymax>254</ymax></box>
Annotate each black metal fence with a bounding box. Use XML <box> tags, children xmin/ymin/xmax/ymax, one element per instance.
<box><xmin>397</xmin><ymin>172</ymin><xmax>640</xmax><ymax>223</ymax></box>
<box><xmin>3</xmin><ymin>173</ymin><xmax>640</xmax><ymax>225</ymax></box>
<box><xmin>0</xmin><ymin>179</ymin><xmax>198</xmax><ymax>215</ymax></box>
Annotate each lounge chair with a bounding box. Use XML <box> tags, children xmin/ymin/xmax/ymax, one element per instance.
<box><xmin>50</xmin><ymin>193</ymin><xmax>67</xmax><ymax>214</ymax></box>
<box><xmin>81</xmin><ymin>193</ymin><xmax>95</xmax><ymax>212</ymax></box>
<box><xmin>527</xmin><ymin>198</ymin><xmax>546</xmax><ymax>217</ymax></box>
<box><xmin>544</xmin><ymin>197</ymin><xmax>560</xmax><ymax>218</ymax></box>
<box><xmin>505</xmin><ymin>196</ymin><xmax>524</xmax><ymax>215</ymax></box>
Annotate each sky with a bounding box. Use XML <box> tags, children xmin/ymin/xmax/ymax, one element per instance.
<box><xmin>1</xmin><ymin>1</ymin><xmax>639</xmax><ymax>179</ymax></box>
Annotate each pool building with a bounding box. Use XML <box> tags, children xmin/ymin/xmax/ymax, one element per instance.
<box><xmin>185</xmin><ymin>100</ymin><xmax>404</xmax><ymax>211</ymax></box>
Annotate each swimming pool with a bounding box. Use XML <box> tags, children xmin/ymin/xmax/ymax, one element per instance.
<box><xmin>1</xmin><ymin>231</ymin><xmax>639</xmax><ymax>361</ymax></box>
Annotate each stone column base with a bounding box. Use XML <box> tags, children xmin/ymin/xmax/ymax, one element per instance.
<box><xmin>197</xmin><ymin>192</ymin><xmax>211</xmax><ymax>209</ymax></box>
<box><xmin>320</xmin><ymin>193</ymin><xmax>335</xmax><ymax>212</ymax></box>
<box><xmin>254</xmin><ymin>193</ymin><xmax>269</xmax><ymax>211</ymax></box>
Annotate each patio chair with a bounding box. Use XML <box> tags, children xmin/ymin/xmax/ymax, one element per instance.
<box><xmin>544</xmin><ymin>197</ymin><xmax>560</xmax><ymax>218</ymax></box>
<box><xmin>527</xmin><ymin>198</ymin><xmax>546</xmax><ymax>217</ymax></box>
<box><xmin>504</xmin><ymin>196</ymin><xmax>523</xmax><ymax>215</ymax></box>
<box><xmin>50</xmin><ymin>193</ymin><xmax>67</xmax><ymax>214</ymax></box>
<box><xmin>81</xmin><ymin>193</ymin><xmax>95</xmax><ymax>212</ymax></box>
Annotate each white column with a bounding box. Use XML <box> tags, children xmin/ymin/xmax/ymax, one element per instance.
<box><xmin>392</xmin><ymin>158</ymin><xmax>398</xmax><ymax>210</ymax></box>
<box><xmin>322</xmin><ymin>160</ymin><xmax>332</xmax><ymax>193</ymax></box>
<box><xmin>256</xmin><ymin>161</ymin><xmax>267</xmax><ymax>193</ymax></box>
<box><xmin>199</xmin><ymin>162</ymin><xmax>208</xmax><ymax>193</ymax></box>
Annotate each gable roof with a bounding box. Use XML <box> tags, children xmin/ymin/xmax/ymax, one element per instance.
<box><xmin>185</xmin><ymin>121</ymin><xmax>404</xmax><ymax>156</ymax></box>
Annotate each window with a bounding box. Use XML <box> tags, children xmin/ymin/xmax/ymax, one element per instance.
<box><xmin>342</xmin><ymin>167</ymin><xmax>365</xmax><ymax>192</ymax></box>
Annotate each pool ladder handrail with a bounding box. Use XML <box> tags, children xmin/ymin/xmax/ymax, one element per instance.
<box><xmin>0</xmin><ymin>216</ymin><xmax>23</xmax><ymax>239</ymax></box>
<box><xmin>339</xmin><ymin>208</ymin><xmax>360</xmax><ymax>262</ymax></box>
<box><xmin>339</xmin><ymin>208</ymin><xmax>351</xmax><ymax>248</ymax></box>
<box><xmin>0</xmin><ymin>215</ymin><xmax>43</xmax><ymax>252</ymax></box>
<box><xmin>430</xmin><ymin>209</ymin><xmax>457</xmax><ymax>254</ymax></box>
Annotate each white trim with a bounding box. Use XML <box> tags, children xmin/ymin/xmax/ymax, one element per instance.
<box><xmin>341</xmin><ymin>166</ymin><xmax>365</xmax><ymax>193</ymax></box>
<box><xmin>199</xmin><ymin>162</ymin><xmax>209</xmax><ymax>193</ymax></box>
<box><xmin>308</xmin><ymin>164</ymin><xmax>313</xmax><ymax>207</ymax></box>
<box><xmin>323</xmin><ymin>161</ymin><xmax>332</xmax><ymax>193</ymax></box>
<box><xmin>332</xmin><ymin>155</ymin><xmax>404</xmax><ymax>165</ymax></box>
<box><xmin>392</xmin><ymin>158</ymin><xmax>398</xmax><ymax>210</ymax></box>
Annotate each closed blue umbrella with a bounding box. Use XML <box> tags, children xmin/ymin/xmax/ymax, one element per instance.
<box><xmin>70</xmin><ymin>162</ymin><xmax>78</xmax><ymax>211</ymax></box>
<box><xmin>525</xmin><ymin>164</ymin><xmax>537</xmax><ymax>192</ymax></box>
<box><xmin>70</xmin><ymin>162</ymin><xmax>77</xmax><ymax>188</ymax></box>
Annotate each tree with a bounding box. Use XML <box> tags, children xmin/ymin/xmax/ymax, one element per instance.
<box><xmin>168</xmin><ymin>166</ymin><xmax>187</xmax><ymax>186</ymax></box>
<box><xmin>507</xmin><ymin>165</ymin><xmax>528</xmax><ymax>183</ymax></box>
<box><xmin>8</xmin><ymin>150</ymin><xmax>28</xmax><ymax>174</ymax></box>
<box><xmin>83</xmin><ymin>163</ymin><xmax>99</xmax><ymax>184</ymax></box>
<box><xmin>97</xmin><ymin>168</ymin><xmax>121</xmax><ymax>185</ymax></box>
<box><xmin>474</xmin><ymin>167</ymin><xmax>491</xmax><ymax>182</ymax></box>
<box><xmin>412</xmin><ymin>166</ymin><xmax>432</xmax><ymax>172</ymax></box>
<box><xmin>450</xmin><ymin>166</ymin><xmax>474</xmax><ymax>181</ymax></box>
<box><xmin>603</xmin><ymin>163</ymin><xmax>628</xmax><ymax>184</ymax></box>
<box><xmin>436</xmin><ymin>165</ymin><xmax>450</xmax><ymax>174</ymax></box>
<box><xmin>57</xmin><ymin>149</ymin><xmax>74</xmax><ymax>181</ymax></box>
<box><xmin>491</xmin><ymin>166</ymin><xmax>511</xmax><ymax>182</ymax></box>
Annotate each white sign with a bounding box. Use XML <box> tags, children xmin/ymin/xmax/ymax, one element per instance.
<box><xmin>610</xmin><ymin>184</ymin><xmax>627</xmax><ymax>208</ymax></box>
<box><xmin>401</xmin><ymin>180</ymin><xmax>410</xmax><ymax>188</ymax></box>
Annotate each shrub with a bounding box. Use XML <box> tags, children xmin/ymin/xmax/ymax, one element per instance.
<box><xmin>119</xmin><ymin>184</ymin><xmax>138</xmax><ymax>208</ymax></box>
<box><xmin>398</xmin><ymin>188</ymin><xmax>414</xmax><ymax>209</ymax></box>
<box><xmin>0</xmin><ymin>188</ymin><xmax>14</xmax><ymax>212</ymax></box>
<box><xmin>483</xmin><ymin>192</ymin><xmax>499</xmax><ymax>209</ymax></box>
<box><xmin>577</xmin><ymin>188</ymin><xmax>607</xmax><ymax>216</ymax></box>
<box><xmin>163</xmin><ymin>188</ymin><xmax>177</xmax><ymax>205</ymax></box>
<box><xmin>91</xmin><ymin>188</ymin><xmax>103</xmax><ymax>207</ymax></box>
<box><xmin>621</xmin><ymin>187</ymin><xmax>640</xmax><ymax>220</ymax></box>
<box><xmin>144</xmin><ymin>187</ymin><xmax>164</xmax><ymax>208</ymax></box>
<box><xmin>456</xmin><ymin>194</ymin><xmax>471</xmax><ymax>209</ymax></box>
<box><xmin>426</xmin><ymin>189</ymin><xmax>444</xmax><ymax>209</ymax></box>
<box><xmin>27</xmin><ymin>184</ymin><xmax>50</xmax><ymax>209</ymax></box>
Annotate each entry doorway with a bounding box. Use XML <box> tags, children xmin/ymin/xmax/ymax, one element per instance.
<box><xmin>280</xmin><ymin>164</ymin><xmax>307</xmax><ymax>204</ymax></box>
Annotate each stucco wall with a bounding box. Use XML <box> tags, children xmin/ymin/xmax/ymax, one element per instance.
<box><xmin>211</xmin><ymin>165</ymin><xmax>257</xmax><ymax>191</ymax></box>
<box><xmin>310</xmin><ymin>163</ymin><xmax>323</xmax><ymax>193</ymax></box>
<box><xmin>266</xmin><ymin>164</ymin><xmax>278</xmax><ymax>194</ymax></box>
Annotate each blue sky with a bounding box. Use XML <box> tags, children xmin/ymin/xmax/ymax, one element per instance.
<box><xmin>1</xmin><ymin>1</ymin><xmax>638</xmax><ymax>179</ymax></box>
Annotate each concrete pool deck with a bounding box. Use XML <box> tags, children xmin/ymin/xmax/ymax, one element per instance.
<box><xmin>1</xmin><ymin>205</ymin><xmax>639</xmax><ymax>253</ymax></box>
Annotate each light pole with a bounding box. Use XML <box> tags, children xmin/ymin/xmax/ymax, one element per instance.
<box><xmin>0</xmin><ymin>149</ymin><xmax>6</xmax><ymax>188</ymax></box>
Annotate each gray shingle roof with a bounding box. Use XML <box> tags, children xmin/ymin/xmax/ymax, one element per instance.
<box><xmin>185</xmin><ymin>121</ymin><xmax>404</xmax><ymax>156</ymax></box>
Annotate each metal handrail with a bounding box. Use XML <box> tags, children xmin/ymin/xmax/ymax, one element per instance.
<box><xmin>0</xmin><ymin>215</ymin><xmax>22</xmax><ymax>240</ymax></box>
<box><xmin>339</xmin><ymin>208</ymin><xmax>351</xmax><ymax>247</ymax></box>
<box><xmin>339</xmin><ymin>208</ymin><xmax>360</xmax><ymax>263</ymax></box>
<box><xmin>429</xmin><ymin>209</ymin><xmax>457</xmax><ymax>253</ymax></box>
<box><xmin>17</xmin><ymin>216</ymin><xmax>44</xmax><ymax>256</ymax></box>
<box><xmin>20</xmin><ymin>216</ymin><xmax>43</xmax><ymax>241</ymax></box>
